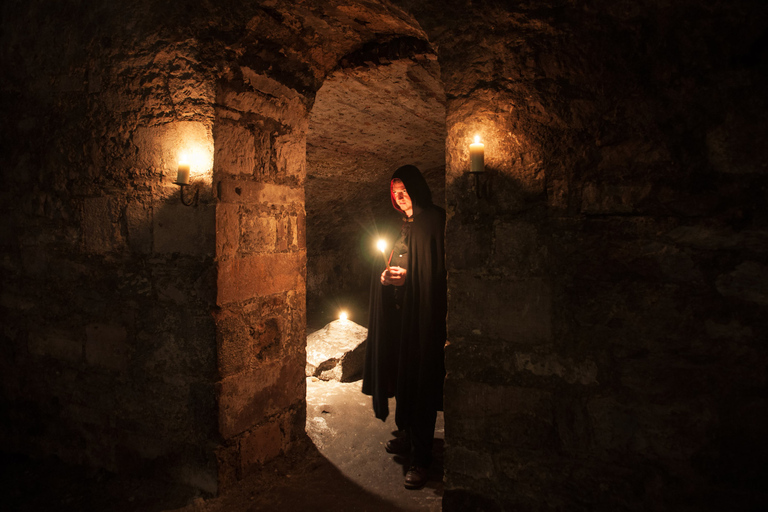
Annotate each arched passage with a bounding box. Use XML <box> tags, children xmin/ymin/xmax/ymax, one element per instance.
<box><xmin>210</xmin><ymin>3</ymin><xmax>442</xmax><ymax>490</ymax></box>
<box><xmin>305</xmin><ymin>37</ymin><xmax>446</xmax><ymax>328</ymax></box>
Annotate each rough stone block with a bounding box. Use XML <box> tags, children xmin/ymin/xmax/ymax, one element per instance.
<box><xmin>216</xmin><ymin>310</ymin><xmax>252</xmax><ymax>377</ymax></box>
<box><xmin>214</xmin><ymin>122</ymin><xmax>256</xmax><ymax>176</ymax></box>
<box><xmin>217</xmin><ymin>251</ymin><xmax>305</xmax><ymax>305</ymax></box>
<box><xmin>85</xmin><ymin>323</ymin><xmax>129</xmax><ymax>371</ymax></box>
<box><xmin>218</xmin><ymin>179</ymin><xmax>304</xmax><ymax>206</ymax></box>
<box><xmin>449</xmin><ymin>274</ymin><xmax>551</xmax><ymax>343</ymax></box>
<box><xmin>715</xmin><ymin>261</ymin><xmax>768</xmax><ymax>306</ymax></box>
<box><xmin>83</xmin><ymin>196</ymin><xmax>123</xmax><ymax>254</ymax></box>
<box><xmin>216</xmin><ymin>309</ymin><xmax>285</xmax><ymax>378</ymax></box>
<box><xmin>277</xmin><ymin>216</ymin><xmax>289</xmax><ymax>252</ymax></box>
<box><xmin>547</xmin><ymin>179</ymin><xmax>568</xmax><ymax>209</ymax></box>
<box><xmin>155</xmin><ymin>275</ymin><xmax>188</xmax><ymax>305</ymax></box>
<box><xmin>251</xmin><ymin>317</ymin><xmax>283</xmax><ymax>362</ymax></box>
<box><xmin>29</xmin><ymin>330</ymin><xmax>82</xmax><ymax>363</ymax></box>
<box><xmin>215</xmin><ymin>443</ymin><xmax>239</xmax><ymax>491</ymax></box>
<box><xmin>446</xmin><ymin>221</ymin><xmax>491</xmax><ymax>270</ymax></box>
<box><xmin>580</xmin><ymin>182</ymin><xmax>653</xmax><ymax>215</ymax></box>
<box><xmin>493</xmin><ymin>220</ymin><xmax>540</xmax><ymax>274</ymax></box>
<box><xmin>296</xmin><ymin>211</ymin><xmax>306</xmax><ymax>249</ymax></box>
<box><xmin>153</xmin><ymin>200</ymin><xmax>215</xmax><ymax>256</ymax></box>
<box><xmin>445</xmin><ymin>379</ymin><xmax>554</xmax><ymax>448</ymax></box>
<box><xmin>241</xmin><ymin>215</ymin><xmax>277</xmax><ymax>253</ymax></box>
<box><xmin>218</xmin><ymin>74</ymin><xmax>308</xmax><ymax>130</ymax></box>
<box><xmin>216</xmin><ymin>203</ymin><xmax>240</xmax><ymax>258</ymax></box>
<box><xmin>275</xmin><ymin>133</ymin><xmax>306</xmax><ymax>180</ymax></box>
<box><xmin>513</xmin><ymin>352</ymin><xmax>598</xmax><ymax>386</ymax></box>
<box><xmin>239</xmin><ymin>420</ymin><xmax>282</xmax><ymax>472</ymax></box>
<box><xmin>305</xmin><ymin>319</ymin><xmax>367</xmax><ymax>382</ymax></box>
<box><xmin>445</xmin><ymin>446</ymin><xmax>494</xmax><ymax>480</ymax></box>
<box><xmin>124</xmin><ymin>202</ymin><xmax>152</xmax><ymax>253</ymax></box>
<box><xmin>178</xmin><ymin>462</ymin><xmax>218</xmax><ymax>495</ymax></box>
<box><xmin>251</xmin><ymin>129</ymin><xmax>272</xmax><ymax>177</ymax></box>
<box><xmin>217</xmin><ymin>356</ymin><xmax>304</xmax><ymax>439</ymax></box>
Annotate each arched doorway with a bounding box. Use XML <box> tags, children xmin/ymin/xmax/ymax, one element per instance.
<box><xmin>211</xmin><ymin>3</ymin><xmax>446</xmax><ymax>496</ymax></box>
<box><xmin>303</xmin><ymin>35</ymin><xmax>446</xmax><ymax>506</ymax></box>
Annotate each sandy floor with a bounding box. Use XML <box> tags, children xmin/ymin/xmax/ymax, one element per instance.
<box><xmin>305</xmin><ymin>378</ymin><xmax>444</xmax><ymax>511</ymax></box>
<box><xmin>178</xmin><ymin>378</ymin><xmax>444</xmax><ymax>511</ymax></box>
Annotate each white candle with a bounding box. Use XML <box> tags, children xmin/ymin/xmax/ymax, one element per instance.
<box><xmin>377</xmin><ymin>239</ymin><xmax>389</xmax><ymax>269</ymax></box>
<box><xmin>176</xmin><ymin>163</ymin><xmax>190</xmax><ymax>185</ymax></box>
<box><xmin>470</xmin><ymin>135</ymin><xmax>484</xmax><ymax>173</ymax></box>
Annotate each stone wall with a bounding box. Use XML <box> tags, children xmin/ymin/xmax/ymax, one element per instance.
<box><xmin>0</xmin><ymin>0</ymin><xmax>434</xmax><ymax>494</ymax></box>
<box><xmin>3</xmin><ymin>0</ymin><xmax>767</xmax><ymax>508</ymax></box>
<box><xmin>0</xmin><ymin>1</ymin><xmax>218</xmax><ymax>492</ymax></box>
<box><xmin>409</xmin><ymin>0</ymin><xmax>768</xmax><ymax>509</ymax></box>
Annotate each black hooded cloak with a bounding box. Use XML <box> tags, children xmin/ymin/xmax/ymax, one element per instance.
<box><xmin>362</xmin><ymin>165</ymin><xmax>447</xmax><ymax>427</ymax></box>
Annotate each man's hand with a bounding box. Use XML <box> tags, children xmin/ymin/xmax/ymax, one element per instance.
<box><xmin>380</xmin><ymin>266</ymin><xmax>407</xmax><ymax>286</ymax></box>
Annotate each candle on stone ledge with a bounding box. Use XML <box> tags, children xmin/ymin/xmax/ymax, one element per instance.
<box><xmin>470</xmin><ymin>135</ymin><xmax>484</xmax><ymax>173</ymax></box>
<box><xmin>176</xmin><ymin>156</ymin><xmax>191</xmax><ymax>185</ymax></box>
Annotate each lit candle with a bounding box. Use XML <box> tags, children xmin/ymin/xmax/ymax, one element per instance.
<box><xmin>176</xmin><ymin>156</ymin><xmax>190</xmax><ymax>185</ymax></box>
<box><xmin>377</xmin><ymin>239</ymin><xmax>389</xmax><ymax>270</ymax></box>
<box><xmin>470</xmin><ymin>135</ymin><xmax>484</xmax><ymax>173</ymax></box>
<box><xmin>339</xmin><ymin>311</ymin><xmax>348</xmax><ymax>321</ymax></box>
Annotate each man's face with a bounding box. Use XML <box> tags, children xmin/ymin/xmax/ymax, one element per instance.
<box><xmin>392</xmin><ymin>179</ymin><xmax>413</xmax><ymax>215</ymax></box>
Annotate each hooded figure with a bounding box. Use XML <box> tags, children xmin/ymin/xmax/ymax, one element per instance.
<box><xmin>362</xmin><ymin>164</ymin><xmax>446</xmax><ymax>488</ymax></box>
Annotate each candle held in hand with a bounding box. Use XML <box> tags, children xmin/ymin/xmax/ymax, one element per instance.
<box><xmin>377</xmin><ymin>239</ymin><xmax>389</xmax><ymax>270</ymax></box>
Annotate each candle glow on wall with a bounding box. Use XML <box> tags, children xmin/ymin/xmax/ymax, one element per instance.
<box><xmin>176</xmin><ymin>147</ymin><xmax>212</xmax><ymax>183</ymax></box>
<box><xmin>172</xmin><ymin>133</ymin><xmax>213</xmax><ymax>206</ymax></box>
<box><xmin>166</xmin><ymin>121</ymin><xmax>214</xmax><ymax>185</ymax></box>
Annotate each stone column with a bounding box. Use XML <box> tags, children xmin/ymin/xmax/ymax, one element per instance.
<box><xmin>212</xmin><ymin>69</ymin><xmax>309</xmax><ymax>489</ymax></box>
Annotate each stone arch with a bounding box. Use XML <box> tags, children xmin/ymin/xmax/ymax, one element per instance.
<box><xmin>305</xmin><ymin>36</ymin><xmax>446</xmax><ymax>326</ymax></box>
<box><xmin>208</xmin><ymin>1</ymin><xmax>440</xmax><ymax>490</ymax></box>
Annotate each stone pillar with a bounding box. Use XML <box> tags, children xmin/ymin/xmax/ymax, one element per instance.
<box><xmin>212</xmin><ymin>69</ymin><xmax>309</xmax><ymax>488</ymax></box>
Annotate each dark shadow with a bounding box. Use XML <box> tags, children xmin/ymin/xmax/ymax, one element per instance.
<box><xmin>180</xmin><ymin>436</ymin><xmax>407</xmax><ymax>512</ymax></box>
<box><xmin>0</xmin><ymin>451</ymin><xmax>203</xmax><ymax>512</ymax></box>
<box><xmin>0</xmin><ymin>438</ymin><xmax>409</xmax><ymax>512</ymax></box>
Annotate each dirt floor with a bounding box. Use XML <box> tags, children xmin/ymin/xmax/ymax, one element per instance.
<box><xmin>173</xmin><ymin>379</ymin><xmax>444</xmax><ymax>512</ymax></box>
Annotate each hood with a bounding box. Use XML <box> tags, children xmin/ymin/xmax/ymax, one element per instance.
<box><xmin>390</xmin><ymin>165</ymin><xmax>433</xmax><ymax>213</ymax></box>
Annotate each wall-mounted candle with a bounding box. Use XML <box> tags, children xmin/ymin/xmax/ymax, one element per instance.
<box><xmin>377</xmin><ymin>239</ymin><xmax>389</xmax><ymax>269</ymax></box>
<box><xmin>176</xmin><ymin>155</ymin><xmax>191</xmax><ymax>185</ymax></box>
<box><xmin>470</xmin><ymin>135</ymin><xmax>485</xmax><ymax>173</ymax></box>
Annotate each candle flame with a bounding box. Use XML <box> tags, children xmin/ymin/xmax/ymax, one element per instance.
<box><xmin>474</xmin><ymin>135</ymin><xmax>481</xmax><ymax>144</ymax></box>
<box><xmin>179</xmin><ymin>153</ymin><xmax>190</xmax><ymax>166</ymax></box>
<box><xmin>339</xmin><ymin>311</ymin><xmax>348</xmax><ymax>321</ymax></box>
<box><xmin>377</xmin><ymin>239</ymin><xmax>387</xmax><ymax>253</ymax></box>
